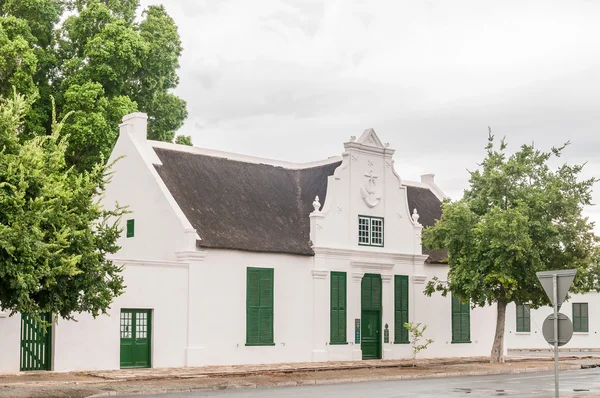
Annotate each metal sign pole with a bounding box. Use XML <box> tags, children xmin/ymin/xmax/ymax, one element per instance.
<box><xmin>553</xmin><ymin>274</ymin><xmax>559</xmax><ymax>398</ymax></box>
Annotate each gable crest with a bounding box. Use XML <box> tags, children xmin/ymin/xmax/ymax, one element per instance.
<box><xmin>344</xmin><ymin>128</ymin><xmax>395</xmax><ymax>156</ymax></box>
<box><xmin>357</xmin><ymin>128</ymin><xmax>384</xmax><ymax>148</ymax></box>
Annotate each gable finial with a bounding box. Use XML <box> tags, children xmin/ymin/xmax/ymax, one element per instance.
<box><xmin>313</xmin><ymin>196</ymin><xmax>321</xmax><ymax>212</ymax></box>
<box><xmin>412</xmin><ymin>208</ymin><xmax>421</xmax><ymax>225</ymax></box>
<box><xmin>350</xmin><ymin>135</ymin><xmax>356</xmax><ymax>142</ymax></box>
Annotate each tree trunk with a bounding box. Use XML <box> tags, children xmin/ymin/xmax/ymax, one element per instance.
<box><xmin>490</xmin><ymin>298</ymin><xmax>507</xmax><ymax>363</ymax></box>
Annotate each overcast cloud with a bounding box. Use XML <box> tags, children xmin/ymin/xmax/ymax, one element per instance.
<box><xmin>139</xmin><ymin>0</ymin><xmax>600</xmax><ymax>230</ymax></box>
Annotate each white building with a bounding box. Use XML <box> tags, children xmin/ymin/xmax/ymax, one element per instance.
<box><xmin>505</xmin><ymin>293</ymin><xmax>599</xmax><ymax>351</ymax></box>
<box><xmin>1</xmin><ymin>113</ymin><xmax>501</xmax><ymax>373</ymax></box>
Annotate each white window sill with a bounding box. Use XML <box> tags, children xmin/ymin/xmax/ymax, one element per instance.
<box><xmin>515</xmin><ymin>332</ymin><xmax>531</xmax><ymax>335</ymax></box>
<box><xmin>573</xmin><ymin>332</ymin><xmax>589</xmax><ymax>335</ymax></box>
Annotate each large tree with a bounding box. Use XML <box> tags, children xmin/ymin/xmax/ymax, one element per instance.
<box><xmin>0</xmin><ymin>91</ymin><xmax>127</xmax><ymax>321</ymax></box>
<box><xmin>423</xmin><ymin>132</ymin><xmax>600</xmax><ymax>363</ymax></box>
<box><xmin>0</xmin><ymin>0</ymin><xmax>192</xmax><ymax>171</ymax></box>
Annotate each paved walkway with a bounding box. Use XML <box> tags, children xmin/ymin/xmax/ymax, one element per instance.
<box><xmin>0</xmin><ymin>356</ymin><xmax>599</xmax><ymax>398</ymax></box>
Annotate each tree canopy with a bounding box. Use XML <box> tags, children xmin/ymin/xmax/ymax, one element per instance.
<box><xmin>0</xmin><ymin>0</ymin><xmax>190</xmax><ymax>171</ymax></box>
<box><xmin>423</xmin><ymin>132</ymin><xmax>599</xmax><ymax>362</ymax></box>
<box><xmin>0</xmin><ymin>91</ymin><xmax>127</xmax><ymax>321</ymax></box>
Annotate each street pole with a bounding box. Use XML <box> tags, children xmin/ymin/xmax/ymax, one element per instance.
<box><xmin>553</xmin><ymin>274</ymin><xmax>559</xmax><ymax>398</ymax></box>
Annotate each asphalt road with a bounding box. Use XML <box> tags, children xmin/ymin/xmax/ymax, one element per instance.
<box><xmin>129</xmin><ymin>368</ymin><xmax>600</xmax><ymax>398</ymax></box>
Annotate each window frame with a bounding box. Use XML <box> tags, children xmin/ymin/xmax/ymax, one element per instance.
<box><xmin>330</xmin><ymin>272</ymin><xmax>348</xmax><ymax>345</ymax></box>
<box><xmin>572</xmin><ymin>303</ymin><xmax>589</xmax><ymax>333</ymax></box>
<box><xmin>516</xmin><ymin>303</ymin><xmax>531</xmax><ymax>333</ymax></box>
<box><xmin>358</xmin><ymin>215</ymin><xmax>385</xmax><ymax>247</ymax></box>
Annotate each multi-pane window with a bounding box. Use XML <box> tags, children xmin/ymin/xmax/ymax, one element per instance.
<box><xmin>246</xmin><ymin>267</ymin><xmax>275</xmax><ymax>346</ymax></box>
<box><xmin>358</xmin><ymin>216</ymin><xmax>384</xmax><ymax>247</ymax></box>
<box><xmin>358</xmin><ymin>217</ymin><xmax>370</xmax><ymax>244</ymax></box>
<box><xmin>394</xmin><ymin>275</ymin><xmax>409</xmax><ymax>344</ymax></box>
<box><xmin>516</xmin><ymin>304</ymin><xmax>530</xmax><ymax>332</ymax></box>
<box><xmin>126</xmin><ymin>219</ymin><xmax>135</xmax><ymax>238</ymax></box>
<box><xmin>120</xmin><ymin>311</ymin><xmax>132</xmax><ymax>338</ymax></box>
<box><xmin>371</xmin><ymin>218</ymin><xmax>383</xmax><ymax>246</ymax></box>
<box><xmin>330</xmin><ymin>272</ymin><xmax>347</xmax><ymax>344</ymax></box>
<box><xmin>573</xmin><ymin>303</ymin><xmax>589</xmax><ymax>333</ymax></box>
<box><xmin>136</xmin><ymin>312</ymin><xmax>148</xmax><ymax>338</ymax></box>
<box><xmin>451</xmin><ymin>295</ymin><xmax>470</xmax><ymax>343</ymax></box>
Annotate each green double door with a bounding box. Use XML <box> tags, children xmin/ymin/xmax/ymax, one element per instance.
<box><xmin>120</xmin><ymin>309</ymin><xmax>152</xmax><ymax>368</ymax></box>
<box><xmin>361</xmin><ymin>274</ymin><xmax>382</xmax><ymax>360</ymax></box>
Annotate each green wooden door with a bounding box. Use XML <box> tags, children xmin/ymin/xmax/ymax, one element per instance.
<box><xmin>361</xmin><ymin>274</ymin><xmax>382</xmax><ymax>360</ymax></box>
<box><xmin>361</xmin><ymin>310</ymin><xmax>381</xmax><ymax>359</ymax></box>
<box><xmin>20</xmin><ymin>313</ymin><xmax>52</xmax><ymax>371</ymax></box>
<box><xmin>120</xmin><ymin>309</ymin><xmax>152</xmax><ymax>368</ymax></box>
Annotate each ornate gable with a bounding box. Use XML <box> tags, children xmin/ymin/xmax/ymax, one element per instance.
<box><xmin>343</xmin><ymin>128</ymin><xmax>394</xmax><ymax>156</ymax></box>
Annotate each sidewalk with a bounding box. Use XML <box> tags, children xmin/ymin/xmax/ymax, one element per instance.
<box><xmin>1</xmin><ymin>355</ymin><xmax>598</xmax><ymax>398</ymax></box>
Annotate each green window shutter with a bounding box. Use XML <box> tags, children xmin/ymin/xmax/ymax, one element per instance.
<box><xmin>516</xmin><ymin>304</ymin><xmax>530</xmax><ymax>333</ymax></box>
<box><xmin>246</xmin><ymin>268</ymin><xmax>260</xmax><ymax>345</ymax></box>
<box><xmin>330</xmin><ymin>272</ymin><xmax>347</xmax><ymax>344</ymax></box>
<box><xmin>246</xmin><ymin>268</ymin><xmax>274</xmax><ymax>346</ymax></box>
<box><xmin>126</xmin><ymin>219</ymin><xmax>135</xmax><ymax>238</ymax></box>
<box><xmin>452</xmin><ymin>295</ymin><xmax>470</xmax><ymax>343</ymax></box>
<box><xmin>461</xmin><ymin>305</ymin><xmax>470</xmax><ymax>342</ymax></box>
<box><xmin>394</xmin><ymin>275</ymin><xmax>409</xmax><ymax>343</ymax></box>
<box><xmin>259</xmin><ymin>268</ymin><xmax>274</xmax><ymax>345</ymax></box>
<box><xmin>573</xmin><ymin>303</ymin><xmax>589</xmax><ymax>333</ymax></box>
<box><xmin>361</xmin><ymin>274</ymin><xmax>382</xmax><ymax>311</ymax></box>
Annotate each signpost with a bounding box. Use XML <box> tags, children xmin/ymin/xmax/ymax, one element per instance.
<box><xmin>536</xmin><ymin>269</ymin><xmax>577</xmax><ymax>398</ymax></box>
<box><xmin>542</xmin><ymin>313</ymin><xmax>573</xmax><ymax>346</ymax></box>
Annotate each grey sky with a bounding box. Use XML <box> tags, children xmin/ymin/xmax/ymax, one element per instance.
<box><xmin>140</xmin><ymin>0</ymin><xmax>600</xmax><ymax>229</ymax></box>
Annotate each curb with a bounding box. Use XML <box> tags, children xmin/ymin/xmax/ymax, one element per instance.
<box><xmin>84</xmin><ymin>363</ymin><xmax>585</xmax><ymax>398</ymax></box>
<box><xmin>81</xmin><ymin>356</ymin><xmax>592</xmax><ymax>383</ymax></box>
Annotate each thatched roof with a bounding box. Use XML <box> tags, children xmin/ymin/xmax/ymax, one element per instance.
<box><xmin>153</xmin><ymin>147</ymin><xmax>446</xmax><ymax>261</ymax></box>
<box><xmin>406</xmin><ymin>185</ymin><xmax>448</xmax><ymax>263</ymax></box>
<box><xmin>153</xmin><ymin>147</ymin><xmax>340</xmax><ymax>256</ymax></box>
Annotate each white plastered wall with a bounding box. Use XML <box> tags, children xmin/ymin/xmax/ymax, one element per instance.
<box><xmin>505</xmin><ymin>292</ymin><xmax>600</xmax><ymax>350</ymax></box>
<box><xmin>103</xmin><ymin>114</ymin><xmax>198</xmax><ymax>261</ymax></box>
<box><xmin>52</xmin><ymin>262</ymin><xmax>188</xmax><ymax>371</ymax></box>
<box><xmin>0</xmin><ymin>314</ymin><xmax>21</xmax><ymax>373</ymax></box>
<box><xmin>186</xmin><ymin>249</ymin><xmax>315</xmax><ymax>366</ymax></box>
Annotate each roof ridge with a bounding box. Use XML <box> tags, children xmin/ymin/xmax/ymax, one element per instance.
<box><xmin>149</xmin><ymin>140</ymin><xmax>343</xmax><ymax>170</ymax></box>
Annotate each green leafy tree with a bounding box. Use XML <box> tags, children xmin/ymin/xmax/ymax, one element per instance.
<box><xmin>0</xmin><ymin>91</ymin><xmax>127</xmax><ymax>321</ymax></box>
<box><xmin>1</xmin><ymin>0</ymin><xmax>189</xmax><ymax>170</ymax></box>
<box><xmin>423</xmin><ymin>131</ymin><xmax>599</xmax><ymax>363</ymax></box>
<box><xmin>175</xmin><ymin>134</ymin><xmax>192</xmax><ymax>146</ymax></box>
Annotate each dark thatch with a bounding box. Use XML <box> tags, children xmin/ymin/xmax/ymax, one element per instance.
<box><xmin>406</xmin><ymin>185</ymin><xmax>448</xmax><ymax>263</ymax></box>
<box><xmin>153</xmin><ymin>147</ymin><xmax>341</xmax><ymax>256</ymax></box>
<box><xmin>153</xmin><ymin>147</ymin><xmax>446</xmax><ymax>260</ymax></box>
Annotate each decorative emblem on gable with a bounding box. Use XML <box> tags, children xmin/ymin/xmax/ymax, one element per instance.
<box><xmin>360</xmin><ymin>170</ymin><xmax>382</xmax><ymax>208</ymax></box>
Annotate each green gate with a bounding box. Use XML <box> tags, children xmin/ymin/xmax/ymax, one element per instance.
<box><xmin>20</xmin><ymin>313</ymin><xmax>52</xmax><ymax>371</ymax></box>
